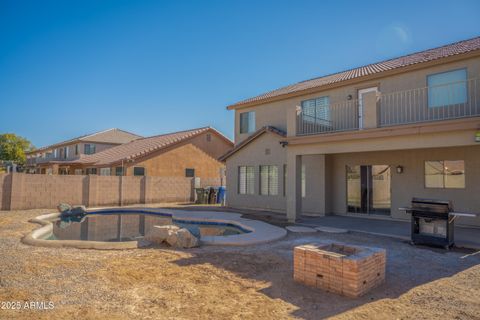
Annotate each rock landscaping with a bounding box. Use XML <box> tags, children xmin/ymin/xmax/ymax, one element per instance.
<box><xmin>2</xmin><ymin>206</ymin><xmax>480</xmax><ymax>319</ymax></box>
<box><xmin>146</xmin><ymin>225</ymin><xmax>199</xmax><ymax>248</ymax></box>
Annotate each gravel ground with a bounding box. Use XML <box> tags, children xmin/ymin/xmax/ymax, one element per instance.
<box><xmin>1</xmin><ymin>207</ymin><xmax>480</xmax><ymax>320</ymax></box>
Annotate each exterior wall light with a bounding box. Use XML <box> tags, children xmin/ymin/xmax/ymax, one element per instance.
<box><xmin>347</xmin><ymin>94</ymin><xmax>353</xmax><ymax>100</ymax></box>
<box><xmin>396</xmin><ymin>165</ymin><xmax>404</xmax><ymax>174</ymax></box>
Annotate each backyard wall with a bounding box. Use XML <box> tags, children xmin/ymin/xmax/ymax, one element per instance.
<box><xmin>0</xmin><ymin>173</ymin><xmax>222</xmax><ymax>210</ymax></box>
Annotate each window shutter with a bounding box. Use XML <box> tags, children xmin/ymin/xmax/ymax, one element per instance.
<box><xmin>246</xmin><ymin>166</ymin><xmax>255</xmax><ymax>194</ymax></box>
<box><xmin>269</xmin><ymin>166</ymin><xmax>279</xmax><ymax>196</ymax></box>
<box><xmin>239</xmin><ymin>166</ymin><xmax>246</xmax><ymax>194</ymax></box>
<box><xmin>260</xmin><ymin>166</ymin><xmax>269</xmax><ymax>195</ymax></box>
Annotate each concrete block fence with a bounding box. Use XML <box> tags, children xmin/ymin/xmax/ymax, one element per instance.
<box><xmin>0</xmin><ymin>173</ymin><xmax>222</xmax><ymax>210</ymax></box>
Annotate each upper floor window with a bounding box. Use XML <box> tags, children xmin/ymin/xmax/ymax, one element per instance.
<box><xmin>425</xmin><ymin>160</ymin><xmax>465</xmax><ymax>189</ymax></box>
<box><xmin>238</xmin><ymin>166</ymin><xmax>255</xmax><ymax>194</ymax></box>
<box><xmin>240</xmin><ymin>111</ymin><xmax>255</xmax><ymax>134</ymax></box>
<box><xmin>260</xmin><ymin>165</ymin><xmax>278</xmax><ymax>196</ymax></box>
<box><xmin>84</xmin><ymin>144</ymin><xmax>96</xmax><ymax>155</ymax></box>
<box><xmin>133</xmin><ymin>167</ymin><xmax>145</xmax><ymax>176</ymax></box>
<box><xmin>427</xmin><ymin>69</ymin><xmax>467</xmax><ymax>108</ymax></box>
<box><xmin>301</xmin><ymin>96</ymin><xmax>330</xmax><ymax>126</ymax></box>
<box><xmin>75</xmin><ymin>144</ymin><xmax>79</xmax><ymax>155</ymax></box>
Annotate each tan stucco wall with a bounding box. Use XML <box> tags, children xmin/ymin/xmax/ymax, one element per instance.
<box><xmin>234</xmin><ymin>56</ymin><xmax>480</xmax><ymax>141</ymax></box>
<box><xmin>226</xmin><ymin>132</ymin><xmax>287</xmax><ymax>212</ymax></box>
<box><xmin>125</xmin><ymin>143</ymin><xmax>225</xmax><ymax>180</ymax></box>
<box><xmin>188</xmin><ymin>131</ymin><xmax>234</xmax><ymax>160</ymax></box>
<box><xmin>326</xmin><ymin>146</ymin><xmax>480</xmax><ymax>227</ymax></box>
<box><xmin>301</xmin><ymin>154</ymin><xmax>333</xmax><ymax>216</ymax></box>
<box><xmin>0</xmin><ymin>173</ymin><xmax>193</xmax><ymax>210</ymax></box>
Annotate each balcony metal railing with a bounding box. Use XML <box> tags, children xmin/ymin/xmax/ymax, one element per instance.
<box><xmin>296</xmin><ymin>99</ymin><xmax>358</xmax><ymax>135</ymax></box>
<box><xmin>379</xmin><ymin>78</ymin><xmax>479</xmax><ymax>127</ymax></box>
<box><xmin>296</xmin><ymin>78</ymin><xmax>480</xmax><ymax>136</ymax></box>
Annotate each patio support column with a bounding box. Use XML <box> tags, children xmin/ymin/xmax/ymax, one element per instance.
<box><xmin>286</xmin><ymin>152</ymin><xmax>302</xmax><ymax>222</ymax></box>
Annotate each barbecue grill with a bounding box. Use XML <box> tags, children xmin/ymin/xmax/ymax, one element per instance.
<box><xmin>399</xmin><ymin>198</ymin><xmax>477</xmax><ymax>248</ymax></box>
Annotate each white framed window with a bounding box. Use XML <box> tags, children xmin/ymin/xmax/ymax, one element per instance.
<box><xmin>99</xmin><ymin>168</ymin><xmax>111</xmax><ymax>176</ymax></box>
<box><xmin>425</xmin><ymin>160</ymin><xmax>465</xmax><ymax>189</ymax></box>
<box><xmin>301</xmin><ymin>96</ymin><xmax>330</xmax><ymax>126</ymax></box>
<box><xmin>427</xmin><ymin>69</ymin><xmax>467</xmax><ymax>108</ymax></box>
<box><xmin>238</xmin><ymin>166</ymin><xmax>255</xmax><ymax>194</ymax></box>
<box><xmin>239</xmin><ymin>111</ymin><xmax>255</xmax><ymax>134</ymax></box>
<box><xmin>84</xmin><ymin>144</ymin><xmax>96</xmax><ymax>155</ymax></box>
<box><xmin>260</xmin><ymin>165</ymin><xmax>279</xmax><ymax>196</ymax></box>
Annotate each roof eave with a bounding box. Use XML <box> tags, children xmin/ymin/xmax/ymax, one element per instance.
<box><xmin>226</xmin><ymin>48</ymin><xmax>480</xmax><ymax>111</ymax></box>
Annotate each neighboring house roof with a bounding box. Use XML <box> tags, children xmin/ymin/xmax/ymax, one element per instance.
<box><xmin>227</xmin><ymin>36</ymin><xmax>480</xmax><ymax>109</ymax></box>
<box><xmin>71</xmin><ymin>126</ymin><xmax>233</xmax><ymax>166</ymax></box>
<box><xmin>219</xmin><ymin>126</ymin><xmax>286</xmax><ymax>161</ymax></box>
<box><xmin>27</xmin><ymin>128</ymin><xmax>143</xmax><ymax>154</ymax></box>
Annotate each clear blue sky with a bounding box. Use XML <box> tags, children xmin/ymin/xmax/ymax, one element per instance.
<box><xmin>1</xmin><ymin>0</ymin><xmax>479</xmax><ymax>147</ymax></box>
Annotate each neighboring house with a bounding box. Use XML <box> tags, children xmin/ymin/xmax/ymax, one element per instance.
<box><xmin>56</xmin><ymin>127</ymin><xmax>233</xmax><ymax>183</ymax></box>
<box><xmin>25</xmin><ymin>128</ymin><xmax>142</xmax><ymax>174</ymax></box>
<box><xmin>220</xmin><ymin>36</ymin><xmax>480</xmax><ymax>228</ymax></box>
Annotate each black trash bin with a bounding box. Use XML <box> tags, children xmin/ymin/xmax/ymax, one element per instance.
<box><xmin>195</xmin><ymin>188</ymin><xmax>206</xmax><ymax>204</ymax></box>
<box><xmin>206</xmin><ymin>187</ymin><xmax>219</xmax><ymax>204</ymax></box>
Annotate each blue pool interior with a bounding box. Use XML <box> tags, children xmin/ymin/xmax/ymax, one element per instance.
<box><xmin>48</xmin><ymin>210</ymin><xmax>250</xmax><ymax>242</ymax></box>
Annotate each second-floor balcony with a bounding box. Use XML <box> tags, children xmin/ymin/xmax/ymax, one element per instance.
<box><xmin>296</xmin><ymin>78</ymin><xmax>480</xmax><ymax>136</ymax></box>
<box><xmin>26</xmin><ymin>155</ymin><xmax>80</xmax><ymax>166</ymax></box>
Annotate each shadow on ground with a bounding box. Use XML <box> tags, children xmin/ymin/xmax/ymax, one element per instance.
<box><xmin>172</xmin><ymin>231</ymin><xmax>480</xmax><ymax>319</ymax></box>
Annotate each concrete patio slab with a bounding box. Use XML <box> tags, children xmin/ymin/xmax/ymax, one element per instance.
<box><xmin>315</xmin><ymin>226</ymin><xmax>348</xmax><ymax>234</ymax></box>
<box><xmin>286</xmin><ymin>226</ymin><xmax>317</xmax><ymax>233</ymax></box>
<box><xmin>298</xmin><ymin>215</ymin><xmax>480</xmax><ymax>250</ymax></box>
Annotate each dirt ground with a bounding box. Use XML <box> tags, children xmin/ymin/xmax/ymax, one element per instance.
<box><xmin>1</xmin><ymin>207</ymin><xmax>480</xmax><ymax>320</ymax></box>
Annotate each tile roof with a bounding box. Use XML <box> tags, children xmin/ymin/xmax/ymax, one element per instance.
<box><xmin>28</xmin><ymin>128</ymin><xmax>142</xmax><ymax>154</ymax></box>
<box><xmin>219</xmin><ymin>126</ymin><xmax>286</xmax><ymax>161</ymax></box>
<box><xmin>227</xmin><ymin>36</ymin><xmax>480</xmax><ymax>109</ymax></box>
<box><xmin>73</xmin><ymin>126</ymin><xmax>232</xmax><ymax>166</ymax></box>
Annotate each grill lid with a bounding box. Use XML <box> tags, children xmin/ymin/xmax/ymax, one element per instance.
<box><xmin>411</xmin><ymin>197</ymin><xmax>453</xmax><ymax>214</ymax></box>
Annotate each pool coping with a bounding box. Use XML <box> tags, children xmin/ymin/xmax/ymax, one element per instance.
<box><xmin>22</xmin><ymin>207</ymin><xmax>287</xmax><ymax>249</ymax></box>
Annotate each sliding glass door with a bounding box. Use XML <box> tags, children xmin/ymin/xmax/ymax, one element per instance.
<box><xmin>347</xmin><ymin>165</ymin><xmax>391</xmax><ymax>215</ymax></box>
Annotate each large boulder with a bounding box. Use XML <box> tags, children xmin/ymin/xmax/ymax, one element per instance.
<box><xmin>165</xmin><ymin>230</ymin><xmax>179</xmax><ymax>247</ymax></box>
<box><xmin>174</xmin><ymin>228</ymin><xmax>199</xmax><ymax>248</ymax></box>
<box><xmin>146</xmin><ymin>225</ymin><xmax>180</xmax><ymax>245</ymax></box>
<box><xmin>57</xmin><ymin>203</ymin><xmax>72</xmax><ymax>213</ymax></box>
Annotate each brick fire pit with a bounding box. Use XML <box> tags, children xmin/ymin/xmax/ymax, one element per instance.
<box><xmin>293</xmin><ymin>242</ymin><xmax>386</xmax><ymax>297</ymax></box>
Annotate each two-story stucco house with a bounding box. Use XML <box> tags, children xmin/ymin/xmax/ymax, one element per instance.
<box><xmin>25</xmin><ymin>128</ymin><xmax>142</xmax><ymax>174</ymax></box>
<box><xmin>221</xmin><ymin>36</ymin><xmax>480</xmax><ymax>228</ymax></box>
